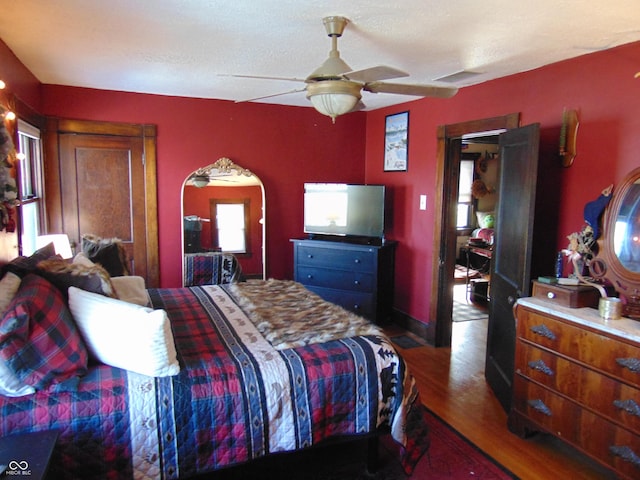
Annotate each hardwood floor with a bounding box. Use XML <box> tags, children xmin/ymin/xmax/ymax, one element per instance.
<box><xmin>387</xmin><ymin>285</ymin><xmax>616</xmax><ymax>479</ymax></box>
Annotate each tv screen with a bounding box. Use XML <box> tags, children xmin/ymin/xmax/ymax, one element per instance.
<box><xmin>304</xmin><ymin>183</ymin><xmax>385</xmax><ymax>239</ymax></box>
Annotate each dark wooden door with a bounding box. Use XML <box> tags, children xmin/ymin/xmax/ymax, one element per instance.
<box><xmin>44</xmin><ymin>119</ymin><xmax>159</xmax><ymax>286</ymax></box>
<box><xmin>485</xmin><ymin>124</ymin><xmax>540</xmax><ymax>411</ymax></box>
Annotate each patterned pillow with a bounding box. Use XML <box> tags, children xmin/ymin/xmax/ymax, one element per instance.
<box><xmin>0</xmin><ymin>274</ymin><xmax>89</xmax><ymax>390</ymax></box>
<box><xmin>81</xmin><ymin>234</ymin><xmax>130</xmax><ymax>277</ymax></box>
<box><xmin>2</xmin><ymin>242</ymin><xmax>56</xmax><ymax>278</ymax></box>
<box><xmin>36</xmin><ymin>257</ymin><xmax>116</xmax><ymax>299</ymax></box>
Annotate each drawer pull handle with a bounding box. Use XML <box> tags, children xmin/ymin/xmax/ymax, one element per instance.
<box><xmin>354</xmin><ymin>259</ymin><xmax>361</xmax><ymax>264</ymax></box>
<box><xmin>353</xmin><ymin>304</ymin><xmax>360</xmax><ymax>310</ymax></box>
<box><xmin>354</xmin><ymin>280</ymin><xmax>360</xmax><ymax>285</ymax></box>
<box><xmin>546</xmin><ymin>292</ymin><xmax>556</xmax><ymax>299</ymax></box>
<box><xmin>616</xmin><ymin>357</ymin><xmax>640</xmax><ymax>374</ymax></box>
<box><xmin>613</xmin><ymin>399</ymin><xmax>640</xmax><ymax>417</ymax></box>
<box><xmin>528</xmin><ymin>399</ymin><xmax>552</xmax><ymax>416</ymax></box>
<box><xmin>306</xmin><ymin>274</ymin><xmax>313</xmax><ymax>279</ymax></box>
<box><xmin>530</xmin><ymin>324</ymin><xmax>556</xmax><ymax>341</ymax></box>
<box><xmin>528</xmin><ymin>360</ymin><xmax>554</xmax><ymax>376</ymax></box>
<box><xmin>307</xmin><ymin>254</ymin><xmax>313</xmax><ymax>259</ymax></box>
<box><xmin>609</xmin><ymin>445</ymin><xmax>640</xmax><ymax>467</ymax></box>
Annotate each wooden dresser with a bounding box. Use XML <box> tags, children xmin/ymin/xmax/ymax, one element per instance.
<box><xmin>510</xmin><ymin>297</ymin><xmax>640</xmax><ymax>479</ymax></box>
<box><xmin>291</xmin><ymin>238</ymin><xmax>396</xmax><ymax>324</ymax></box>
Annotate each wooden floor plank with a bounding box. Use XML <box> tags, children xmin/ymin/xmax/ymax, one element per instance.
<box><xmin>387</xmin><ymin>286</ymin><xmax>616</xmax><ymax>479</ymax></box>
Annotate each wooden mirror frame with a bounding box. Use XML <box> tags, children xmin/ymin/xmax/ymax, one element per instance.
<box><xmin>181</xmin><ymin>157</ymin><xmax>266</xmax><ymax>283</ymax></box>
<box><xmin>590</xmin><ymin>166</ymin><xmax>640</xmax><ymax>319</ymax></box>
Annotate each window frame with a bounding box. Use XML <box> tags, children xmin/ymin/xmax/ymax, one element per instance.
<box><xmin>210</xmin><ymin>198</ymin><xmax>252</xmax><ymax>256</ymax></box>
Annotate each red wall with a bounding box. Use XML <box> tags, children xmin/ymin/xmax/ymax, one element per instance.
<box><xmin>364</xmin><ymin>41</ymin><xmax>640</xmax><ymax>325</ymax></box>
<box><xmin>3</xmin><ymin>38</ymin><xmax>640</xmax><ymax>327</ymax></box>
<box><xmin>37</xmin><ymin>86</ymin><xmax>367</xmax><ymax>286</ymax></box>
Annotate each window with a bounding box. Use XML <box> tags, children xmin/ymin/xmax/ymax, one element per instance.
<box><xmin>456</xmin><ymin>158</ymin><xmax>475</xmax><ymax>229</ymax></box>
<box><xmin>17</xmin><ymin>120</ymin><xmax>45</xmax><ymax>256</ymax></box>
<box><xmin>210</xmin><ymin>198</ymin><xmax>251</xmax><ymax>255</ymax></box>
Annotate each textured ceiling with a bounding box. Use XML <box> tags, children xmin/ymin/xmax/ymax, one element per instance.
<box><xmin>1</xmin><ymin>0</ymin><xmax>640</xmax><ymax>111</ymax></box>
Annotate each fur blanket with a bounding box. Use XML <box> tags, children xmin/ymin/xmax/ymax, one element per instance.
<box><xmin>225</xmin><ymin>279</ymin><xmax>382</xmax><ymax>350</ymax></box>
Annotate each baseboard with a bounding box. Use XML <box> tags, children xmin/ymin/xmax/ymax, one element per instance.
<box><xmin>391</xmin><ymin>308</ymin><xmax>431</xmax><ymax>344</ymax></box>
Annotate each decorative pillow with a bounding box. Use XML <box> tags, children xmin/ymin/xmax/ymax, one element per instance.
<box><xmin>111</xmin><ymin>276</ymin><xmax>149</xmax><ymax>306</ymax></box>
<box><xmin>0</xmin><ymin>274</ymin><xmax>89</xmax><ymax>390</ymax></box>
<box><xmin>0</xmin><ymin>272</ymin><xmax>21</xmax><ymax>317</ymax></box>
<box><xmin>0</xmin><ymin>359</ymin><xmax>35</xmax><ymax>397</ymax></box>
<box><xmin>2</xmin><ymin>242</ymin><xmax>56</xmax><ymax>278</ymax></box>
<box><xmin>36</xmin><ymin>257</ymin><xmax>116</xmax><ymax>299</ymax></box>
<box><xmin>476</xmin><ymin>211</ymin><xmax>495</xmax><ymax>229</ymax></box>
<box><xmin>68</xmin><ymin>287</ymin><xmax>180</xmax><ymax>377</ymax></box>
<box><xmin>72</xmin><ymin>252</ymin><xmax>95</xmax><ymax>268</ymax></box>
<box><xmin>81</xmin><ymin>234</ymin><xmax>130</xmax><ymax>277</ymax></box>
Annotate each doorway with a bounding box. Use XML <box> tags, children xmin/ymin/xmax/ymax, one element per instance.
<box><xmin>428</xmin><ymin>113</ymin><xmax>520</xmax><ymax>348</ymax></box>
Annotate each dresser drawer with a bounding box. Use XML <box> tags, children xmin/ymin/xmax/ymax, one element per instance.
<box><xmin>296</xmin><ymin>266</ymin><xmax>374</xmax><ymax>292</ymax></box>
<box><xmin>296</xmin><ymin>245</ymin><xmax>376</xmax><ymax>273</ymax></box>
<box><xmin>305</xmin><ymin>285</ymin><xmax>374</xmax><ymax>319</ymax></box>
<box><xmin>516</xmin><ymin>341</ymin><xmax>640</xmax><ymax>434</ymax></box>
<box><xmin>517</xmin><ymin>306</ymin><xmax>640</xmax><ymax>388</ymax></box>
<box><xmin>513</xmin><ymin>376</ymin><xmax>640</xmax><ymax>479</ymax></box>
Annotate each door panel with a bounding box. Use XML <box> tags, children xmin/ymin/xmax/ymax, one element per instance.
<box><xmin>44</xmin><ymin>119</ymin><xmax>158</xmax><ymax>286</ymax></box>
<box><xmin>59</xmin><ymin>134</ymin><xmax>144</xmax><ymax>276</ymax></box>
<box><xmin>485</xmin><ymin>123</ymin><xmax>540</xmax><ymax>411</ymax></box>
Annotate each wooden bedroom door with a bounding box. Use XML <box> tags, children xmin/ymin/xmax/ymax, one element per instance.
<box><xmin>485</xmin><ymin>123</ymin><xmax>540</xmax><ymax>412</ymax></box>
<box><xmin>43</xmin><ymin>118</ymin><xmax>159</xmax><ymax>287</ymax></box>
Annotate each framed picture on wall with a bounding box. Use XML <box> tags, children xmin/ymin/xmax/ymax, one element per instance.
<box><xmin>384</xmin><ymin>111</ymin><xmax>409</xmax><ymax>172</ymax></box>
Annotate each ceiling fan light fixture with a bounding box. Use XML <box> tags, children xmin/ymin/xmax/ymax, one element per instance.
<box><xmin>306</xmin><ymin>80</ymin><xmax>362</xmax><ymax>122</ymax></box>
<box><xmin>191</xmin><ymin>174</ymin><xmax>210</xmax><ymax>188</ymax></box>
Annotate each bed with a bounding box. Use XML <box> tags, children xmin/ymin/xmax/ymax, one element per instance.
<box><xmin>0</xmin><ymin>261</ymin><xmax>429</xmax><ymax>479</ymax></box>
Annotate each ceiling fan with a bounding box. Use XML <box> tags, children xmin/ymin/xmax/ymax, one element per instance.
<box><xmin>227</xmin><ymin>16</ymin><xmax>458</xmax><ymax>122</ymax></box>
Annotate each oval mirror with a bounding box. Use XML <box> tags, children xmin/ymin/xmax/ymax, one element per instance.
<box><xmin>613</xmin><ymin>177</ymin><xmax>640</xmax><ymax>273</ymax></box>
<box><xmin>181</xmin><ymin>157</ymin><xmax>266</xmax><ymax>284</ymax></box>
<box><xmin>591</xmin><ymin>166</ymin><xmax>640</xmax><ymax>318</ymax></box>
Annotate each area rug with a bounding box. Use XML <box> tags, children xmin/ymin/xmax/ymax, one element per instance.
<box><xmin>391</xmin><ymin>334</ymin><xmax>426</xmax><ymax>350</ymax></box>
<box><xmin>453</xmin><ymin>301</ymin><xmax>489</xmax><ymax>322</ymax></box>
<box><xmin>209</xmin><ymin>405</ymin><xmax>515</xmax><ymax>479</ymax></box>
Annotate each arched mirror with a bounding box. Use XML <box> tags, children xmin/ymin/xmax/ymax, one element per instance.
<box><xmin>181</xmin><ymin>157</ymin><xmax>266</xmax><ymax>284</ymax></box>
<box><xmin>591</xmin><ymin>167</ymin><xmax>640</xmax><ymax>319</ymax></box>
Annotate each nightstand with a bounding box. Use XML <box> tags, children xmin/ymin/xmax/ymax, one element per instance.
<box><xmin>0</xmin><ymin>430</ymin><xmax>58</xmax><ymax>480</ymax></box>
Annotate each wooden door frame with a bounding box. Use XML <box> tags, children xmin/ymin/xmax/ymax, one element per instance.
<box><xmin>43</xmin><ymin>118</ymin><xmax>159</xmax><ymax>287</ymax></box>
<box><xmin>428</xmin><ymin>113</ymin><xmax>520</xmax><ymax>347</ymax></box>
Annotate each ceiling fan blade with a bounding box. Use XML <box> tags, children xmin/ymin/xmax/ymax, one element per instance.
<box><xmin>363</xmin><ymin>82</ymin><xmax>458</xmax><ymax>98</ymax></box>
<box><xmin>235</xmin><ymin>87</ymin><xmax>307</xmax><ymax>103</ymax></box>
<box><xmin>219</xmin><ymin>73</ymin><xmax>306</xmax><ymax>83</ymax></box>
<box><xmin>344</xmin><ymin>66</ymin><xmax>409</xmax><ymax>83</ymax></box>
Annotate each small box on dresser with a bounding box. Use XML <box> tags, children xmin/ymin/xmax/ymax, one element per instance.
<box><xmin>510</xmin><ymin>297</ymin><xmax>640</xmax><ymax>479</ymax></box>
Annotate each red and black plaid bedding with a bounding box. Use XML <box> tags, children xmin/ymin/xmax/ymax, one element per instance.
<box><xmin>0</xmin><ymin>283</ymin><xmax>428</xmax><ymax>479</ymax></box>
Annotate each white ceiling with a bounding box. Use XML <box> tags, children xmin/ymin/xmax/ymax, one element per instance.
<box><xmin>1</xmin><ymin>0</ymin><xmax>640</xmax><ymax>111</ymax></box>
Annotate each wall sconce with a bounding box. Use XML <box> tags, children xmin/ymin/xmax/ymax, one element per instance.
<box><xmin>559</xmin><ymin>108</ymin><xmax>579</xmax><ymax>167</ymax></box>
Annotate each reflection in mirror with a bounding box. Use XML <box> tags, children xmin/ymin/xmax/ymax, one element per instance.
<box><xmin>181</xmin><ymin>158</ymin><xmax>265</xmax><ymax>283</ymax></box>
<box><xmin>613</xmin><ymin>179</ymin><xmax>640</xmax><ymax>273</ymax></box>
<box><xmin>591</xmin><ymin>167</ymin><xmax>640</xmax><ymax>319</ymax></box>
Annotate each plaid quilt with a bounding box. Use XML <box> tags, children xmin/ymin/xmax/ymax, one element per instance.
<box><xmin>0</xmin><ymin>282</ymin><xmax>428</xmax><ymax>479</ymax></box>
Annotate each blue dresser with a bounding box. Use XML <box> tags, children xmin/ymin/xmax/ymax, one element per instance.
<box><xmin>291</xmin><ymin>238</ymin><xmax>396</xmax><ymax>324</ymax></box>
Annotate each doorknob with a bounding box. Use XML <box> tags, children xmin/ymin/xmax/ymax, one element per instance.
<box><xmin>508</xmin><ymin>295</ymin><xmax>516</xmax><ymax>305</ymax></box>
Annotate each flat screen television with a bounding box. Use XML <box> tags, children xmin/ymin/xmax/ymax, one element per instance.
<box><xmin>304</xmin><ymin>183</ymin><xmax>385</xmax><ymax>240</ymax></box>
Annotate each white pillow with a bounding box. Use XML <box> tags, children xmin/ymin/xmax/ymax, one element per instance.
<box><xmin>67</xmin><ymin>287</ymin><xmax>180</xmax><ymax>377</ymax></box>
<box><xmin>0</xmin><ymin>272</ymin><xmax>21</xmax><ymax>317</ymax></box>
<box><xmin>0</xmin><ymin>360</ymin><xmax>35</xmax><ymax>397</ymax></box>
<box><xmin>111</xmin><ymin>276</ymin><xmax>150</xmax><ymax>306</ymax></box>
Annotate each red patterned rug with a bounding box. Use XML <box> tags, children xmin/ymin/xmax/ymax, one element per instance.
<box><xmin>208</xmin><ymin>405</ymin><xmax>515</xmax><ymax>479</ymax></box>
